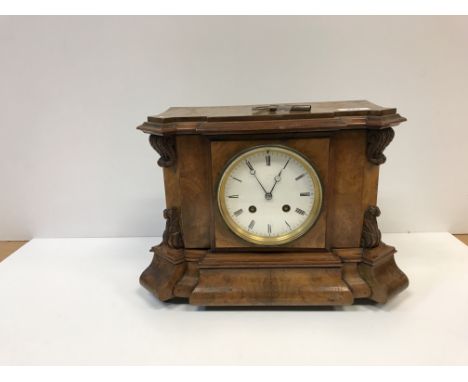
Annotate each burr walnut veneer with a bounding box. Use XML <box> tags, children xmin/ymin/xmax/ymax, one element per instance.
<box><xmin>137</xmin><ymin>100</ymin><xmax>409</xmax><ymax>306</ymax></box>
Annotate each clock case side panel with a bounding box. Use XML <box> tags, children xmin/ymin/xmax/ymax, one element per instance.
<box><xmin>176</xmin><ymin>135</ymin><xmax>212</xmax><ymax>249</ymax></box>
<box><xmin>326</xmin><ymin>130</ymin><xmax>369</xmax><ymax>249</ymax></box>
<box><xmin>154</xmin><ymin>134</ymin><xmax>213</xmax><ymax>249</ymax></box>
<box><xmin>210</xmin><ymin>137</ymin><xmax>330</xmax><ymax>250</ymax></box>
<box><xmin>140</xmin><ymin>134</ymin><xmax>213</xmax><ymax>302</ymax></box>
<box><xmin>139</xmin><ymin>134</ymin><xmax>184</xmax><ymax>301</ymax></box>
<box><xmin>326</xmin><ymin>128</ymin><xmax>409</xmax><ymax>303</ymax></box>
<box><xmin>325</xmin><ymin>130</ymin><xmax>377</xmax><ymax>299</ymax></box>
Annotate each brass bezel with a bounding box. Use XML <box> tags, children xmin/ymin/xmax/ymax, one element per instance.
<box><xmin>217</xmin><ymin>145</ymin><xmax>323</xmax><ymax>246</ymax></box>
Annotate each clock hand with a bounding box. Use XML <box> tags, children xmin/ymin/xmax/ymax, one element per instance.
<box><xmin>246</xmin><ymin>160</ymin><xmax>269</xmax><ymax>195</ymax></box>
<box><xmin>269</xmin><ymin>170</ymin><xmax>282</xmax><ymax>194</ymax></box>
<box><xmin>269</xmin><ymin>158</ymin><xmax>290</xmax><ymax>194</ymax></box>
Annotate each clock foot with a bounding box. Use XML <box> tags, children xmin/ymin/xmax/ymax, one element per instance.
<box><xmin>358</xmin><ymin>243</ymin><xmax>409</xmax><ymax>303</ymax></box>
<box><xmin>139</xmin><ymin>244</ymin><xmax>186</xmax><ymax>302</ymax></box>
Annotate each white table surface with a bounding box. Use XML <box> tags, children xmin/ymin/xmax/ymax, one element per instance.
<box><xmin>0</xmin><ymin>233</ymin><xmax>467</xmax><ymax>365</ymax></box>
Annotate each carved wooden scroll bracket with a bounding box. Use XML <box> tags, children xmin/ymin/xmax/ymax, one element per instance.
<box><xmin>366</xmin><ymin>127</ymin><xmax>395</xmax><ymax>165</ymax></box>
<box><xmin>149</xmin><ymin>134</ymin><xmax>176</xmax><ymax>167</ymax></box>
<box><xmin>361</xmin><ymin>205</ymin><xmax>382</xmax><ymax>248</ymax></box>
<box><xmin>161</xmin><ymin>207</ymin><xmax>184</xmax><ymax>249</ymax></box>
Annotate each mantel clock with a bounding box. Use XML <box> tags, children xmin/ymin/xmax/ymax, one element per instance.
<box><xmin>137</xmin><ymin>100</ymin><xmax>409</xmax><ymax>306</ymax></box>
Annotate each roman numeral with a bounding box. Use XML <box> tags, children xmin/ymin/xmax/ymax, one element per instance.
<box><xmin>295</xmin><ymin>173</ymin><xmax>305</xmax><ymax>181</ymax></box>
<box><xmin>227</xmin><ymin>194</ymin><xmax>239</xmax><ymax>198</ymax></box>
<box><xmin>248</xmin><ymin>220</ymin><xmax>255</xmax><ymax>230</ymax></box>
<box><xmin>267</xmin><ymin>224</ymin><xmax>272</xmax><ymax>235</ymax></box>
<box><xmin>285</xmin><ymin>220</ymin><xmax>291</xmax><ymax>230</ymax></box>
<box><xmin>231</xmin><ymin>176</ymin><xmax>242</xmax><ymax>182</ymax></box>
<box><xmin>300</xmin><ymin>192</ymin><xmax>311</xmax><ymax>196</ymax></box>
<box><xmin>266</xmin><ymin>151</ymin><xmax>271</xmax><ymax>166</ymax></box>
<box><xmin>234</xmin><ymin>209</ymin><xmax>243</xmax><ymax>217</ymax></box>
<box><xmin>295</xmin><ymin>208</ymin><xmax>306</xmax><ymax>215</ymax></box>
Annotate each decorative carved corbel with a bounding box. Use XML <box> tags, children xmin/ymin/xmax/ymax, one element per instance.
<box><xmin>366</xmin><ymin>127</ymin><xmax>395</xmax><ymax>165</ymax></box>
<box><xmin>141</xmin><ymin>207</ymin><xmax>185</xmax><ymax>301</ymax></box>
<box><xmin>361</xmin><ymin>206</ymin><xmax>382</xmax><ymax>248</ymax></box>
<box><xmin>161</xmin><ymin>207</ymin><xmax>184</xmax><ymax>249</ymax></box>
<box><xmin>149</xmin><ymin>134</ymin><xmax>176</xmax><ymax>167</ymax></box>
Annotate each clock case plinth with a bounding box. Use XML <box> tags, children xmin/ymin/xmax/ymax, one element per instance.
<box><xmin>137</xmin><ymin>101</ymin><xmax>409</xmax><ymax>306</ymax></box>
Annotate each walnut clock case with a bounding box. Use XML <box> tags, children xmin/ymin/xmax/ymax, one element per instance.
<box><xmin>137</xmin><ymin>101</ymin><xmax>409</xmax><ymax>306</ymax></box>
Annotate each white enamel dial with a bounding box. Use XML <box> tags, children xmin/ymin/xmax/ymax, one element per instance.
<box><xmin>217</xmin><ymin>145</ymin><xmax>323</xmax><ymax>245</ymax></box>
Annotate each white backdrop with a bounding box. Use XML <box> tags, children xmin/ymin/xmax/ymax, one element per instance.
<box><xmin>1</xmin><ymin>16</ymin><xmax>467</xmax><ymax>239</ymax></box>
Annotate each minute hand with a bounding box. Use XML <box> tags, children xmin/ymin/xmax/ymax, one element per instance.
<box><xmin>253</xmin><ymin>173</ymin><xmax>269</xmax><ymax>194</ymax></box>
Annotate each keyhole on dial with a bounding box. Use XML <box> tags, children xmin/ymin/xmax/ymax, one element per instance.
<box><xmin>249</xmin><ymin>205</ymin><xmax>257</xmax><ymax>213</ymax></box>
<box><xmin>282</xmin><ymin>204</ymin><xmax>291</xmax><ymax>212</ymax></box>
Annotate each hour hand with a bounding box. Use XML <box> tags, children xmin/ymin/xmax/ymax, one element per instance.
<box><xmin>270</xmin><ymin>159</ymin><xmax>289</xmax><ymax>194</ymax></box>
<box><xmin>246</xmin><ymin>160</ymin><xmax>256</xmax><ymax>175</ymax></box>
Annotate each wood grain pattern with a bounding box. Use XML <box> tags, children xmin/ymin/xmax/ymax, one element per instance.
<box><xmin>361</xmin><ymin>159</ymin><xmax>380</xmax><ymax>226</ymax></box>
<box><xmin>137</xmin><ymin>100</ymin><xmax>409</xmax><ymax>306</ymax></box>
<box><xmin>359</xmin><ymin>243</ymin><xmax>409</xmax><ymax>303</ymax></box>
<box><xmin>148</xmin><ymin>100</ymin><xmax>398</xmax><ymax>123</ymax></box>
<box><xmin>177</xmin><ymin>135</ymin><xmax>212</xmax><ymax>248</ymax></box>
<box><xmin>333</xmin><ymin>247</ymin><xmax>371</xmax><ymax>298</ymax></box>
<box><xmin>191</xmin><ymin>267</ymin><xmax>353</xmax><ymax>306</ymax></box>
<box><xmin>140</xmin><ymin>245</ymin><xmax>186</xmax><ymax>301</ymax></box>
<box><xmin>137</xmin><ymin>100</ymin><xmax>406</xmax><ymax>136</ymax></box>
<box><xmin>199</xmin><ymin>251</ymin><xmax>341</xmax><ymax>269</ymax></box>
<box><xmin>162</xmin><ymin>161</ymin><xmax>180</xmax><ymax>210</ymax></box>
<box><xmin>327</xmin><ymin>131</ymin><xmax>367</xmax><ymax>248</ymax></box>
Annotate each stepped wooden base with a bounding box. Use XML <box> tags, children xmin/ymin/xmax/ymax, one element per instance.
<box><xmin>140</xmin><ymin>243</ymin><xmax>408</xmax><ymax>306</ymax></box>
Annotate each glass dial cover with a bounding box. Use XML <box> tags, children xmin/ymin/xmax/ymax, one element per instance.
<box><xmin>217</xmin><ymin>145</ymin><xmax>323</xmax><ymax>245</ymax></box>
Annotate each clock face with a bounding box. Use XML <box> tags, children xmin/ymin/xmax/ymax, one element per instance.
<box><xmin>217</xmin><ymin>145</ymin><xmax>323</xmax><ymax>245</ymax></box>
